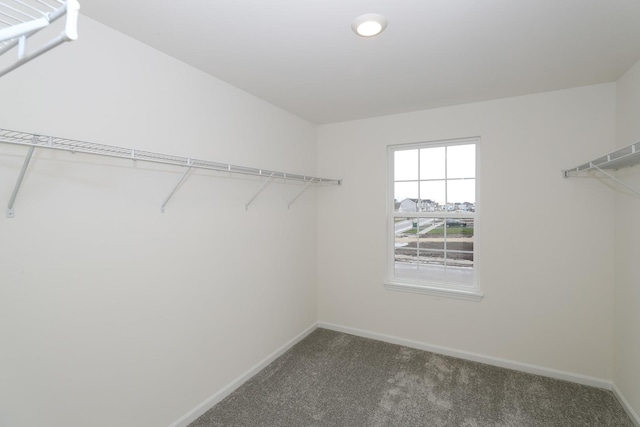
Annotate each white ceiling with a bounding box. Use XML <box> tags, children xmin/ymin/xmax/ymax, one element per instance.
<box><xmin>80</xmin><ymin>0</ymin><xmax>640</xmax><ymax>124</ymax></box>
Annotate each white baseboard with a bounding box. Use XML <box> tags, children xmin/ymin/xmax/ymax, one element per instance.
<box><xmin>170</xmin><ymin>321</ymin><xmax>639</xmax><ymax>427</ymax></box>
<box><xmin>168</xmin><ymin>323</ymin><xmax>317</xmax><ymax>427</ymax></box>
<box><xmin>317</xmin><ymin>321</ymin><xmax>613</xmax><ymax>390</ymax></box>
<box><xmin>613</xmin><ymin>383</ymin><xmax>640</xmax><ymax>426</ymax></box>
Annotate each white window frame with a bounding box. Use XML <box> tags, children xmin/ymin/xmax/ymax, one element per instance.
<box><xmin>385</xmin><ymin>137</ymin><xmax>483</xmax><ymax>301</ymax></box>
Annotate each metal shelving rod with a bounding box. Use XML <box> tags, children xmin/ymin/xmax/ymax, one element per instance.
<box><xmin>0</xmin><ymin>128</ymin><xmax>342</xmax><ymax>185</ymax></box>
<box><xmin>0</xmin><ymin>128</ymin><xmax>341</xmax><ymax>216</ymax></box>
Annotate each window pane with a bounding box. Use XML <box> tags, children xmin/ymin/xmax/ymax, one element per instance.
<box><xmin>419</xmin><ymin>146</ymin><xmax>445</xmax><ymax>180</ymax></box>
<box><xmin>395</xmin><ymin>218</ymin><xmax>439</xmax><ymax>279</ymax></box>
<box><xmin>419</xmin><ymin>180</ymin><xmax>445</xmax><ymax>210</ymax></box>
<box><xmin>447</xmin><ymin>179</ymin><xmax>475</xmax><ymax>209</ymax></box>
<box><xmin>394</xmin><ymin>149</ymin><xmax>418</xmax><ymax>181</ymax></box>
<box><xmin>419</xmin><ymin>219</ymin><xmax>445</xmax><ymax>266</ymax></box>
<box><xmin>447</xmin><ymin>144</ymin><xmax>475</xmax><ymax>179</ymax></box>
<box><xmin>394</xmin><ymin>217</ymin><xmax>418</xmax><ymax>272</ymax></box>
<box><xmin>397</xmin><ymin>219</ymin><xmax>448</xmax><ymax>283</ymax></box>
<box><xmin>445</xmin><ymin>217</ymin><xmax>474</xmax><ymax>270</ymax></box>
<box><xmin>395</xmin><ymin>182</ymin><xmax>419</xmax><ymax>212</ymax></box>
<box><xmin>443</xmin><ymin>216</ymin><xmax>474</xmax><ymax>287</ymax></box>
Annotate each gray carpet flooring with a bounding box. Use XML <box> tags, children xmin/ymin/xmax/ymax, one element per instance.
<box><xmin>190</xmin><ymin>328</ymin><xmax>633</xmax><ymax>426</ymax></box>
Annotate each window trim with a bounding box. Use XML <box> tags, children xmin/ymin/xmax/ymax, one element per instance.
<box><xmin>385</xmin><ymin>137</ymin><xmax>483</xmax><ymax>301</ymax></box>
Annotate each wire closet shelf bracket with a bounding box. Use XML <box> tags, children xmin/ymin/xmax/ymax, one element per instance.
<box><xmin>562</xmin><ymin>141</ymin><xmax>640</xmax><ymax>199</ymax></box>
<box><xmin>0</xmin><ymin>128</ymin><xmax>342</xmax><ymax>217</ymax></box>
<box><xmin>0</xmin><ymin>0</ymin><xmax>79</xmax><ymax>78</ymax></box>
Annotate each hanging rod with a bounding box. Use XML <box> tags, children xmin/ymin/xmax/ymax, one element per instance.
<box><xmin>0</xmin><ymin>128</ymin><xmax>342</xmax><ymax>185</ymax></box>
<box><xmin>0</xmin><ymin>0</ymin><xmax>80</xmax><ymax>78</ymax></box>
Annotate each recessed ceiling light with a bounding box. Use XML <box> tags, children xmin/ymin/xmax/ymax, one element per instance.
<box><xmin>352</xmin><ymin>14</ymin><xmax>388</xmax><ymax>37</ymax></box>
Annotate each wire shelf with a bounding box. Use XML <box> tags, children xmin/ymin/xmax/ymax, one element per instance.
<box><xmin>0</xmin><ymin>0</ymin><xmax>79</xmax><ymax>77</ymax></box>
<box><xmin>562</xmin><ymin>141</ymin><xmax>640</xmax><ymax>199</ymax></box>
<box><xmin>562</xmin><ymin>141</ymin><xmax>640</xmax><ymax>177</ymax></box>
<box><xmin>0</xmin><ymin>127</ymin><xmax>342</xmax><ymax>185</ymax></box>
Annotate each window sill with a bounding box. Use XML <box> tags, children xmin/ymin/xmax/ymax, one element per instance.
<box><xmin>384</xmin><ymin>281</ymin><xmax>484</xmax><ymax>302</ymax></box>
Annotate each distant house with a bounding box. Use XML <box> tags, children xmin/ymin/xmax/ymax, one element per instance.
<box><xmin>398</xmin><ymin>198</ymin><xmax>435</xmax><ymax>212</ymax></box>
<box><xmin>458</xmin><ymin>202</ymin><xmax>475</xmax><ymax>212</ymax></box>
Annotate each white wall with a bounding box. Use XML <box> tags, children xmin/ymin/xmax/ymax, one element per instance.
<box><xmin>317</xmin><ymin>84</ymin><xmax>617</xmax><ymax>381</ymax></box>
<box><xmin>614</xmin><ymin>59</ymin><xmax>640</xmax><ymax>420</ymax></box>
<box><xmin>0</xmin><ymin>17</ymin><xmax>318</xmax><ymax>427</ymax></box>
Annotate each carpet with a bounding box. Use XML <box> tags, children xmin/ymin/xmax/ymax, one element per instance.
<box><xmin>190</xmin><ymin>328</ymin><xmax>633</xmax><ymax>426</ymax></box>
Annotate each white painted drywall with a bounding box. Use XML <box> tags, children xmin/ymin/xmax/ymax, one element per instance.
<box><xmin>0</xmin><ymin>17</ymin><xmax>319</xmax><ymax>427</ymax></box>
<box><xmin>614</xmin><ymin>59</ymin><xmax>640</xmax><ymax>420</ymax></box>
<box><xmin>317</xmin><ymin>84</ymin><xmax>617</xmax><ymax>381</ymax></box>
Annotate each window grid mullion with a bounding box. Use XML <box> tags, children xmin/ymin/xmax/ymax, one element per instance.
<box><xmin>444</xmin><ymin>145</ymin><xmax>448</xmax><ymax>271</ymax></box>
<box><xmin>418</xmin><ymin>150</ymin><xmax>422</xmax><ymax>272</ymax></box>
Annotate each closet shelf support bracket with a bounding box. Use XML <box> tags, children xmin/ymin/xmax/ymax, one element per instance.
<box><xmin>287</xmin><ymin>179</ymin><xmax>315</xmax><ymax>209</ymax></box>
<box><xmin>591</xmin><ymin>164</ymin><xmax>640</xmax><ymax>199</ymax></box>
<box><xmin>6</xmin><ymin>138</ymin><xmax>37</xmax><ymax>218</ymax></box>
<box><xmin>245</xmin><ymin>173</ymin><xmax>275</xmax><ymax>211</ymax></box>
<box><xmin>160</xmin><ymin>164</ymin><xmax>193</xmax><ymax>213</ymax></box>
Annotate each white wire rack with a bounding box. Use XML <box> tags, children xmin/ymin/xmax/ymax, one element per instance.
<box><xmin>0</xmin><ymin>128</ymin><xmax>342</xmax><ymax>216</ymax></box>
<box><xmin>0</xmin><ymin>0</ymin><xmax>79</xmax><ymax>77</ymax></box>
<box><xmin>562</xmin><ymin>141</ymin><xmax>640</xmax><ymax>198</ymax></box>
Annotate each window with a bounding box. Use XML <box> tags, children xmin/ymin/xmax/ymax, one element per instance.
<box><xmin>386</xmin><ymin>138</ymin><xmax>482</xmax><ymax>301</ymax></box>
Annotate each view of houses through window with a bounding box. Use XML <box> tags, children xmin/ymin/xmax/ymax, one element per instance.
<box><xmin>390</xmin><ymin>139</ymin><xmax>477</xmax><ymax>288</ymax></box>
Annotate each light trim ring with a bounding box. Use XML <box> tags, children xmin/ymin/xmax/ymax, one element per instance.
<box><xmin>352</xmin><ymin>14</ymin><xmax>388</xmax><ymax>37</ymax></box>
